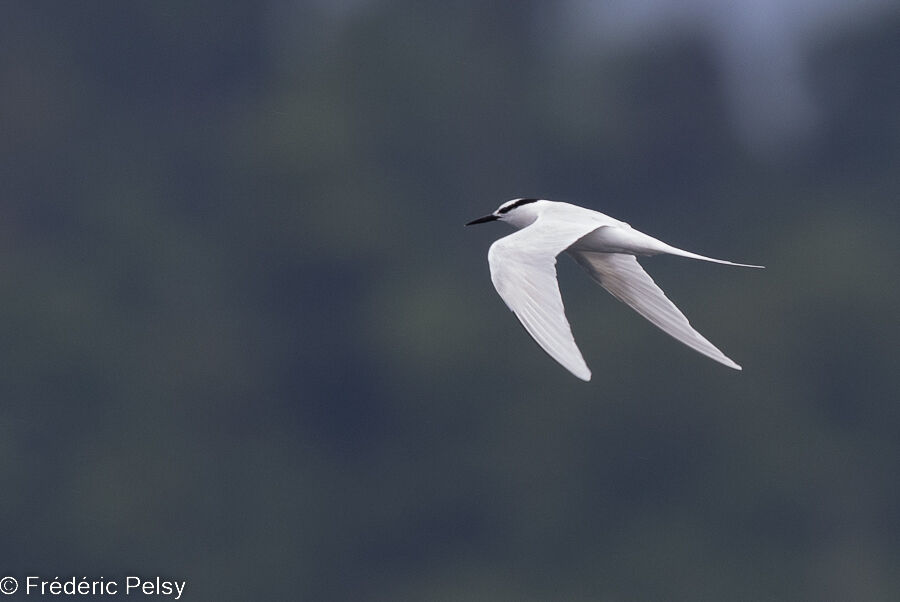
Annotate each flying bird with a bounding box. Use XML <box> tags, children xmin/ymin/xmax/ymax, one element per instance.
<box><xmin>466</xmin><ymin>199</ymin><xmax>763</xmax><ymax>381</ymax></box>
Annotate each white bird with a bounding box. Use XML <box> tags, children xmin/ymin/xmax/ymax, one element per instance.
<box><xmin>466</xmin><ymin>199</ymin><xmax>763</xmax><ymax>381</ymax></box>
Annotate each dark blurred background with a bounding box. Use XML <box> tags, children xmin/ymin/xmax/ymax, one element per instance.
<box><xmin>2</xmin><ymin>2</ymin><xmax>899</xmax><ymax>600</ymax></box>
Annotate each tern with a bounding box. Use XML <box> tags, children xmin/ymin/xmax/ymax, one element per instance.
<box><xmin>466</xmin><ymin>199</ymin><xmax>763</xmax><ymax>381</ymax></box>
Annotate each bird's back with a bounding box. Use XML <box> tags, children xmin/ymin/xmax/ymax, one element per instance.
<box><xmin>536</xmin><ymin>201</ymin><xmax>630</xmax><ymax>231</ymax></box>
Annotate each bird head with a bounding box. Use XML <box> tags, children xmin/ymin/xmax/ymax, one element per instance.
<box><xmin>465</xmin><ymin>198</ymin><xmax>541</xmax><ymax>229</ymax></box>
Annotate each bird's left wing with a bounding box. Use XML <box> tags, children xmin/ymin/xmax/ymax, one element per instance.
<box><xmin>569</xmin><ymin>250</ymin><xmax>742</xmax><ymax>370</ymax></box>
<box><xmin>487</xmin><ymin>219</ymin><xmax>602</xmax><ymax>381</ymax></box>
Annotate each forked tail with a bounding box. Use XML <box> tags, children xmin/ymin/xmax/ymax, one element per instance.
<box><xmin>574</xmin><ymin>225</ymin><xmax>765</xmax><ymax>268</ymax></box>
<box><xmin>662</xmin><ymin>245</ymin><xmax>764</xmax><ymax>268</ymax></box>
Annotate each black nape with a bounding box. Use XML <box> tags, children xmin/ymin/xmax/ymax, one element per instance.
<box><xmin>498</xmin><ymin>198</ymin><xmax>538</xmax><ymax>214</ymax></box>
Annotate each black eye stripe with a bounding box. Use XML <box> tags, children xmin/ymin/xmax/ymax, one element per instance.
<box><xmin>498</xmin><ymin>198</ymin><xmax>538</xmax><ymax>214</ymax></box>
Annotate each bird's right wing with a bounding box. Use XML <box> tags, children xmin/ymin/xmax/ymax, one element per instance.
<box><xmin>488</xmin><ymin>220</ymin><xmax>602</xmax><ymax>381</ymax></box>
<box><xmin>570</xmin><ymin>250</ymin><xmax>742</xmax><ymax>370</ymax></box>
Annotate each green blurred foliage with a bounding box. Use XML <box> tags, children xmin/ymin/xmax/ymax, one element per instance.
<box><xmin>0</xmin><ymin>2</ymin><xmax>899</xmax><ymax>600</ymax></box>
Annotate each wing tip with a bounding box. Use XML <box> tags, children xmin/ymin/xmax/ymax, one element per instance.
<box><xmin>566</xmin><ymin>363</ymin><xmax>592</xmax><ymax>381</ymax></box>
<box><xmin>572</xmin><ymin>361</ymin><xmax>592</xmax><ymax>381</ymax></box>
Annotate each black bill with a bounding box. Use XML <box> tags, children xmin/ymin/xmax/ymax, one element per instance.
<box><xmin>465</xmin><ymin>214</ymin><xmax>498</xmax><ymax>226</ymax></box>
